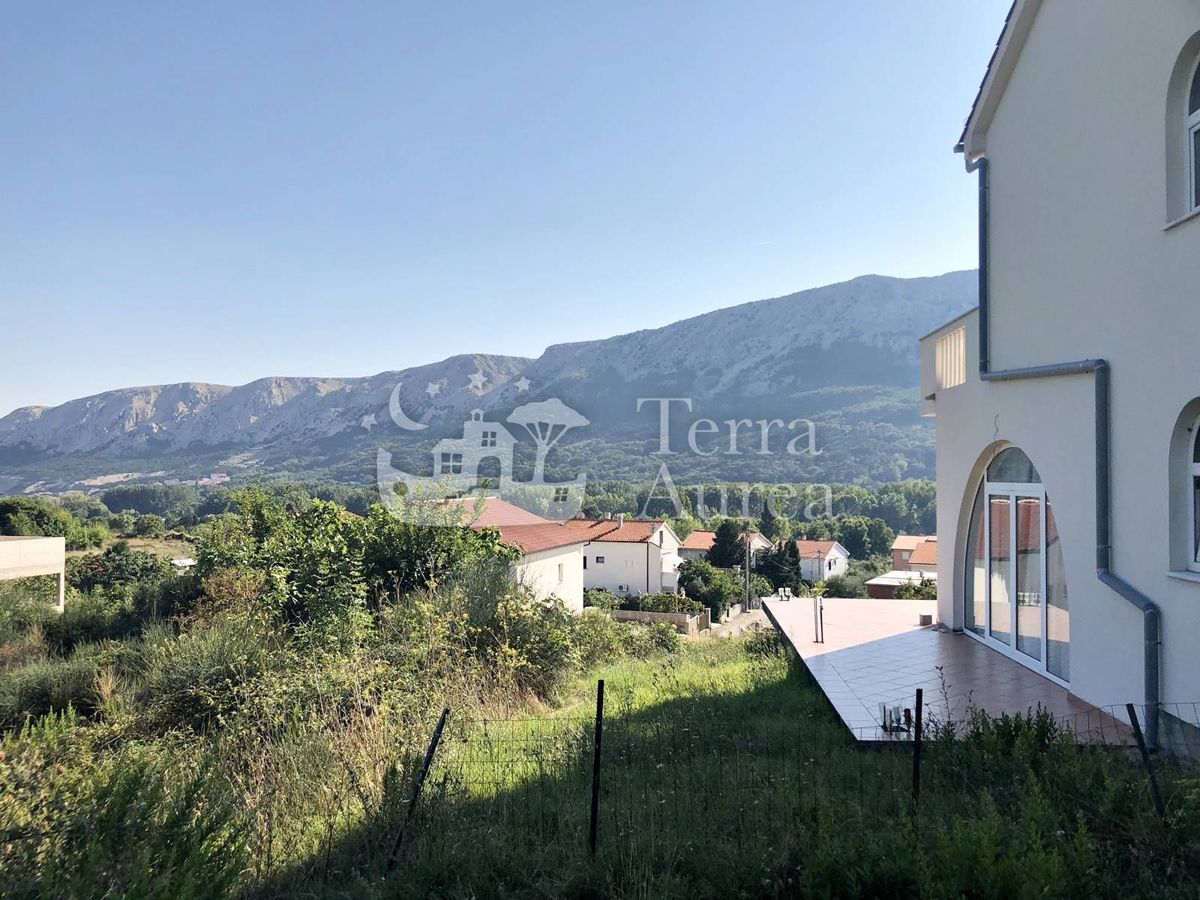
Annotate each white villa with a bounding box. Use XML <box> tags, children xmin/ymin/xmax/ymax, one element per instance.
<box><xmin>921</xmin><ymin>0</ymin><xmax>1200</xmax><ymax>747</ymax></box>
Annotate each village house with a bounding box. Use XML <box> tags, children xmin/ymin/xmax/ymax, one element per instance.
<box><xmin>563</xmin><ymin>517</ymin><xmax>683</xmax><ymax>595</ymax></box>
<box><xmin>793</xmin><ymin>539</ymin><xmax>850</xmax><ymax>583</ymax></box>
<box><xmin>866</xmin><ymin>536</ymin><xmax>938</xmax><ymax>599</ymax></box>
<box><xmin>920</xmin><ymin>0</ymin><xmax>1200</xmax><ymax>746</ymax></box>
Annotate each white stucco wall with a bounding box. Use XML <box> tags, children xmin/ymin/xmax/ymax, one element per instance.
<box><xmin>928</xmin><ymin>0</ymin><xmax>1200</xmax><ymax>710</ymax></box>
<box><xmin>516</xmin><ymin>545</ymin><xmax>584</xmax><ymax>612</ymax></box>
<box><xmin>582</xmin><ymin>525</ymin><xmax>682</xmax><ymax>595</ymax></box>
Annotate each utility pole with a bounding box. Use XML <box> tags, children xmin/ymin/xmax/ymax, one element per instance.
<box><xmin>742</xmin><ymin>520</ymin><xmax>751</xmax><ymax>607</ymax></box>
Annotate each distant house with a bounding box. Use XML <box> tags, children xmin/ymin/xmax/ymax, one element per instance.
<box><xmin>890</xmin><ymin>535</ymin><xmax>936</xmax><ymax>571</ymax></box>
<box><xmin>485</xmin><ymin>521</ymin><xmax>589</xmax><ymax>612</ymax></box>
<box><xmin>445</xmin><ymin>496</ymin><xmax>586</xmax><ymax>610</ymax></box>
<box><xmin>864</xmin><ymin>570</ymin><xmax>933</xmax><ymax>600</ymax></box>
<box><xmin>793</xmin><ymin>539</ymin><xmax>850</xmax><ymax>583</ymax></box>
<box><xmin>907</xmin><ymin>537</ymin><xmax>937</xmax><ymax>574</ymax></box>
<box><xmin>679</xmin><ymin>529</ymin><xmax>772</xmax><ymax>563</ymax></box>
<box><xmin>563</xmin><ymin>517</ymin><xmax>683</xmax><ymax>595</ymax></box>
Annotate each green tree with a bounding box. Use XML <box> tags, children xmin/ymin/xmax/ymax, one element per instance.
<box><xmin>133</xmin><ymin>514</ymin><xmax>166</xmax><ymax>538</ymax></box>
<box><xmin>707</xmin><ymin>519</ymin><xmax>745</xmax><ymax>569</ymax></box>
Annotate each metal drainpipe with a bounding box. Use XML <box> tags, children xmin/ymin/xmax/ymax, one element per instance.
<box><xmin>967</xmin><ymin>156</ymin><xmax>1161</xmax><ymax>748</ymax></box>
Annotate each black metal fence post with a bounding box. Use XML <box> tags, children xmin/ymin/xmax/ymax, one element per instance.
<box><xmin>589</xmin><ymin>679</ymin><xmax>605</xmax><ymax>855</ymax></box>
<box><xmin>1126</xmin><ymin>703</ymin><xmax>1165</xmax><ymax>819</ymax></box>
<box><xmin>911</xmin><ymin>688</ymin><xmax>924</xmax><ymax>806</ymax></box>
<box><xmin>387</xmin><ymin>706</ymin><xmax>450</xmax><ymax>871</ymax></box>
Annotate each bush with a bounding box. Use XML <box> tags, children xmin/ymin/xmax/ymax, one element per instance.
<box><xmin>896</xmin><ymin>575</ymin><xmax>937</xmax><ymax>600</ymax></box>
<box><xmin>573</xmin><ymin>610</ymin><xmax>625</xmax><ymax>670</ymax></box>
<box><xmin>824</xmin><ymin>573</ymin><xmax>867</xmax><ymax>598</ymax></box>
<box><xmin>677</xmin><ymin>560</ymin><xmax>741</xmax><ymax>621</ymax></box>
<box><xmin>622</xmin><ymin>592</ymin><xmax>704</xmax><ymax>615</ymax></box>
<box><xmin>133</xmin><ymin>513</ymin><xmax>166</xmax><ymax>537</ymax></box>
<box><xmin>0</xmin><ymin>649</ymin><xmax>101</xmax><ymax>726</ymax></box>
<box><xmin>619</xmin><ymin>621</ymin><xmax>681</xmax><ymax>658</ymax></box>
<box><xmin>583</xmin><ymin>588</ymin><xmax>619</xmax><ymax>610</ymax></box>
<box><xmin>143</xmin><ymin>618</ymin><xmax>272</xmax><ymax>732</ymax></box>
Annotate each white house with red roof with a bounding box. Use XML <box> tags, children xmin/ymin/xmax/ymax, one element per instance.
<box><xmin>562</xmin><ymin>517</ymin><xmax>683</xmax><ymax>596</ymax></box>
<box><xmin>793</xmin><ymin>539</ymin><xmax>850</xmax><ymax>583</ymax></box>
<box><xmin>442</xmin><ymin>497</ymin><xmax>588</xmax><ymax>610</ymax></box>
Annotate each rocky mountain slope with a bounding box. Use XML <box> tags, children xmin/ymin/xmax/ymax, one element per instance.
<box><xmin>0</xmin><ymin>271</ymin><xmax>977</xmax><ymax>492</ymax></box>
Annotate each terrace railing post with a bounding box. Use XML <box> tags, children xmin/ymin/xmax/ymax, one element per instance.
<box><xmin>387</xmin><ymin>706</ymin><xmax>450</xmax><ymax>872</ymax></box>
<box><xmin>1126</xmin><ymin>703</ymin><xmax>1165</xmax><ymax>819</ymax></box>
<box><xmin>589</xmin><ymin>679</ymin><xmax>606</xmax><ymax>855</ymax></box>
<box><xmin>911</xmin><ymin>688</ymin><xmax>923</xmax><ymax>806</ymax></box>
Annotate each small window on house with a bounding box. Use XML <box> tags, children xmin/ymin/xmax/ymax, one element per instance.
<box><xmin>439</xmin><ymin>452</ymin><xmax>463</xmax><ymax>474</ymax></box>
<box><xmin>553</xmin><ymin>487</ymin><xmax>569</xmax><ymax>502</ymax></box>
<box><xmin>557</xmin><ymin>563</ymin><xmax>564</xmax><ymax>582</ymax></box>
<box><xmin>1189</xmin><ymin>58</ymin><xmax>1200</xmax><ymax>212</ymax></box>
<box><xmin>595</xmin><ymin>556</ymin><xmax>605</xmax><ymax>564</ymax></box>
<box><xmin>480</xmin><ymin>430</ymin><xmax>497</xmax><ymax>448</ymax></box>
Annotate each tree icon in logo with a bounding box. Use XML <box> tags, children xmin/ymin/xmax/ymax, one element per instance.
<box><xmin>507</xmin><ymin>399</ymin><xmax>590</xmax><ymax>483</ymax></box>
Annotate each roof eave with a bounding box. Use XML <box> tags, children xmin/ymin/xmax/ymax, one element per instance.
<box><xmin>957</xmin><ymin>0</ymin><xmax>1042</xmax><ymax>171</ymax></box>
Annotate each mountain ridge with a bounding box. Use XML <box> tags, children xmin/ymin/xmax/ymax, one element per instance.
<box><xmin>0</xmin><ymin>270</ymin><xmax>977</xmax><ymax>492</ymax></box>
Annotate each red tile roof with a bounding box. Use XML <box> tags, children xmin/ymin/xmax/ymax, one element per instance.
<box><xmin>561</xmin><ymin>519</ymin><xmax>665</xmax><ymax>543</ymax></box>
<box><xmin>908</xmin><ymin>538</ymin><xmax>938</xmax><ymax>567</ymax></box>
<box><xmin>489</xmin><ymin>523</ymin><xmax>590</xmax><ymax>555</ymax></box>
<box><xmin>892</xmin><ymin>534</ymin><xmax>934</xmax><ymax>552</ymax></box>
<box><xmin>441</xmin><ymin>496</ymin><xmax>552</xmax><ymax>527</ymax></box>
<box><xmin>681</xmin><ymin>530</ymin><xmax>716</xmax><ymax>551</ymax></box>
<box><xmin>794</xmin><ymin>539</ymin><xmax>840</xmax><ymax>558</ymax></box>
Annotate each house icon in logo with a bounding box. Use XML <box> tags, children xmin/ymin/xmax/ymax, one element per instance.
<box><xmin>430</xmin><ymin>409</ymin><xmax>516</xmax><ymax>485</ymax></box>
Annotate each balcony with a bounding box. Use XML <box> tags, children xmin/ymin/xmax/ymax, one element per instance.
<box><xmin>919</xmin><ymin>307</ymin><xmax>978</xmax><ymax>417</ymax></box>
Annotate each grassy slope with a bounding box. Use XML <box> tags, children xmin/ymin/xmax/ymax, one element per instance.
<box><xmin>265</xmin><ymin>635</ymin><xmax>1200</xmax><ymax>900</ymax></box>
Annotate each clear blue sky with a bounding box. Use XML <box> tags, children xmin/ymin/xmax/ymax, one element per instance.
<box><xmin>0</xmin><ymin>1</ymin><xmax>1010</xmax><ymax>416</ymax></box>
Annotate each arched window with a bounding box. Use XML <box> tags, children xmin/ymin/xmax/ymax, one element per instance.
<box><xmin>1188</xmin><ymin>56</ymin><xmax>1200</xmax><ymax>213</ymax></box>
<box><xmin>1190</xmin><ymin>418</ymin><xmax>1200</xmax><ymax>572</ymax></box>
<box><xmin>963</xmin><ymin>446</ymin><xmax>1069</xmax><ymax>683</ymax></box>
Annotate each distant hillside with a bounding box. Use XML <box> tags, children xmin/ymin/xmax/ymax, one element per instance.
<box><xmin>0</xmin><ymin>271</ymin><xmax>977</xmax><ymax>493</ymax></box>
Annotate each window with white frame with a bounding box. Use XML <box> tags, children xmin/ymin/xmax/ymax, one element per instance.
<box><xmin>1191</xmin><ymin>418</ymin><xmax>1200</xmax><ymax>572</ymax></box>
<box><xmin>1189</xmin><ymin>56</ymin><xmax>1200</xmax><ymax>213</ymax></box>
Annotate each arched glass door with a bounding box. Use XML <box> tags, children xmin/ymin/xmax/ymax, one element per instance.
<box><xmin>963</xmin><ymin>448</ymin><xmax>1069</xmax><ymax>683</ymax></box>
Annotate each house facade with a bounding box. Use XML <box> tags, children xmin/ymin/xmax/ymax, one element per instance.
<box><xmin>565</xmin><ymin>518</ymin><xmax>683</xmax><ymax>595</ymax></box>
<box><xmin>891</xmin><ymin>535</ymin><xmax>936</xmax><ymax>571</ymax></box>
<box><xmin>793</xmin><ymin>539</ymin><xmax>850</xmax><ymax>583</ymax></box>
<box><xmin>922</xmin><ymin>0</ymin><xmax>1200</xmax><ymax>744</ymax></box>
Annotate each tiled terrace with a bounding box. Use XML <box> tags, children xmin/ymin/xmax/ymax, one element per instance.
<box><xmin>764</xmin><ymin>597</ymin><xmax>1129</xmax><ymax>743</ymax></box>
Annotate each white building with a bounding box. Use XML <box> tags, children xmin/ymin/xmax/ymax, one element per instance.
<box><xmin>793</xmin><ymin>539</ymin><xmax>850</xmax><ymax>583</ymax></box>
<box><xmin>0</xmin><ymin>536</ymin><xmax>66</xmax><ymax>612</ymax></box>
<box><xmin>564</xmin><ymin>518</ymin><xmax>683</xmax><ymax>595</ymax></box>
<box><xmin>921</xmin><ymin>0</ymin><xmax>1200</xmax><ymax>747</ymax></box>
<box><xmin>489</xmin><ymin>522</ymin><xmax>588</xmax><ymax>613</ymax></box>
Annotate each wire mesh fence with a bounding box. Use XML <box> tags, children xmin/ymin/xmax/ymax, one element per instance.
<box><xmin>395</xmin><ymin>684</ymin><xmax>1200</xmax><ymax>873</ymax></box>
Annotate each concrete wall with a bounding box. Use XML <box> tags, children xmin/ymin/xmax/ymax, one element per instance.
<box><xmin>516</xmin><ymin>545</ymin><xmax>584</xmax><ymax>612</ymax></box>
<box><xmin>925</xmin><ymin>0</ymin><xmax>1200</xmax><ymax>711</ymax></box>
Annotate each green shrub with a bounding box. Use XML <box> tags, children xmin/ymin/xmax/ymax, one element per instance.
<box><xmin>622</xmin><ymin>592</ymin><xmax>704</xmax><ymax>614</ymax></box>
<box><xmin>572</xmin><ymin>610</ymin><xmax>625</xmax><ymax>670</ymax></box>
<box><xmin>144</xmin><ymin>618</ymin><xmax>272</xmax><ymax>732</ymax></box>
<box><xmin>0</xmin><ymin>650</ymin><xmax>100</xmax><ymax>726</ymax></box>
<box><xmin>583</xmin><ymin>588</ymin><xmax>618</xmax><ymax>610</ymax></box>
<box><xmin>620</xmin><ymin>621</ymin><xmax>681</xmax><ymax>658</ymax></box>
